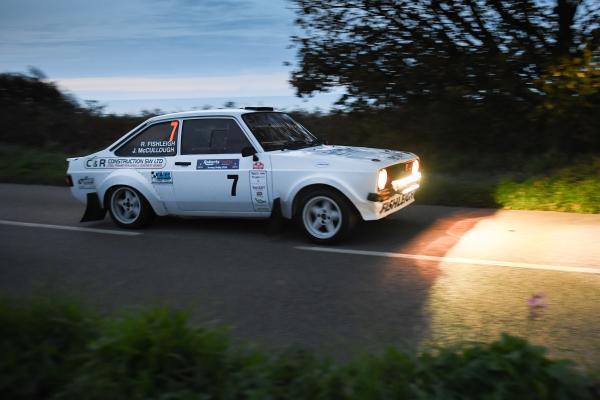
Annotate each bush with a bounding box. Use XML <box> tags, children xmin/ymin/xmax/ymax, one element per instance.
<box><xmin>0</xmin><ymin>144</ymin><xmax>68</xmax><ymax>185</ymax></box>
<box><xmin>62</xmin><ymin>308</ymin><xmax>239</xmax><ymax>399</ymax></box>
<box><xmin>0</xmin><ymin>299</ymin><xmax>98</xmax><ymax>399</ymax></box>
<box><xmin>0</xmin><ymin>299</ymin><xmax>597</xmax><ymax>399</ymax></box>
<box><xmin>415</xmin><ymin>157</ymin><xmax>600</xmax><ymax>213</ymax></box>
<box><xmin>494</xmin><ymin>158</ymin><xmax>600</xmax><ymax>213</ymax></box>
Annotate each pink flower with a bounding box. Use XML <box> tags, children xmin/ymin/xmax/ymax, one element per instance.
<box><xmin>527</xmin><ymin>293</ymin><xmax>547</xmax><ymax>308</ymax></box>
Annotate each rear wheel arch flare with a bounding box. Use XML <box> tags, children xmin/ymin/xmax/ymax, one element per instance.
<box><xmin>105</xmin><ymin>185</ymin><xmax>156</xmax><ymax>228</ymax></box>
<box><xmin>104</xmin><ymin>184</ymin><xmax>156</xmax><ymax>214</ymax></box>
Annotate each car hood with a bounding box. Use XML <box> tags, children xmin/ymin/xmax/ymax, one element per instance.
<box><xmin>296</xmin><ymin>145</ymin><xmax>416</xmax><ymax>164</ymax></box>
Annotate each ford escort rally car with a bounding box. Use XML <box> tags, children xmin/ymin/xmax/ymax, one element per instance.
<box><xmin>66</xmin><ymin>107</ymin><xmax>421</xmax><ymax>244</ymax></box>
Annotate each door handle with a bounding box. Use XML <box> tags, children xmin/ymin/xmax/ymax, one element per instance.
<box><xmin>175</xmin><ymin>161</ymin><xmax>192</xmax><ymax>166</ymax></box>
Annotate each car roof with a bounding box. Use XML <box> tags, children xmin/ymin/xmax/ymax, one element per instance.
<box><xmin>146</xmin><ymin>108</ymin><xmax>273</xmax><ymax>123</ymax></box>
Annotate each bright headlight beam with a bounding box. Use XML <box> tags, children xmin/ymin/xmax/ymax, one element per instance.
<box><xmin>402</xmin><ymin>183</ymin><xmax>420</xmax><ymax>194</ymax></box>
<box><xmin>392</xmin><ymin>171</ymin><xmax>422</xmax><ymax>191</ymax></box>
<box><xmin>412</xmin><ymin>159</ymin><xmax>420</xmax><ymax>174</ymax></box>
<box><xmin>377</xmin><ymin>169</ymin><xmax>388</xmax><ymax>190</ymax></box>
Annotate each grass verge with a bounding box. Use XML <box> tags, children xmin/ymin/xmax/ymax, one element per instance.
<box><xmin>411</xmin><ymin>158</ymin><xmax>600</xmax><ymax>213</ymax></box>
<box><xmin>0</xmin><ymin>298</ymin><xmax>598</xmax><ymax>399</ymax></box>
<box><xmin>0</xmin><ymin>145</ymin><xmax>68</xmax><ymax>185</ymax></box>
<box><xmin>493</xmin><ymin>159</ymin><xmax>600</xmax><ymax>213</ymax></box>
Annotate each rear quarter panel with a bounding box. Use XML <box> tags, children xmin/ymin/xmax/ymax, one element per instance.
<box><xmin>67</xmin><ymin>151</ymin><xmax>168</xmax><ymax>215</ymax></box>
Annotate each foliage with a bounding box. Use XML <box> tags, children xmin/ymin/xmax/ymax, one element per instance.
<box><xmin>289</xmin><ymin>0</ymin><xmax>600</xmax><ymax>154</ymax></box>
<box><xmin>412</xmin><ymin>157</ymin><xmax>600</xmax><ymax>213</ymax></box>
<box><xmin>61</xmin><ymin>309</ymin><xmax>249</xmax><ymax>400</ymax></box>
<box><xmin>0</xmin><ymin>299</ymin><xmax>597</xmax><ymax>399</ymax></box>
<box><xmin>410</xmin><ymin>335</ymin><xmax>592</xmax><ymax>399</ymax></box>
<box><xmin>0</xmin><ymin>144</ymin><xmax>68</xmax><ymax>185</ymax></box>
<box><xmin>417</xmin><ymin>173</ymin><xmax>502</xmax><ymax>208</ymax></box>
<box><xmin>290</xmin><ymin>0</ymin><xmax>599</xmax><ymax>104</ymax></box>
<box><xmin>0</xmin><ymin>72</ymin><xmax>144</xmax><ymax>153</ymax></box>
<box><xmin>0</xmin><ymin>299</ymin><xmax>98</xmax><ymax>399</ymax></box>
<box><xmin>494</xmin><ymin>158</ymin><xmax>600</xmax><ymax>213</ymax></box>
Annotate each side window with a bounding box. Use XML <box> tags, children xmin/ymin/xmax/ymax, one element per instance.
<box><xmin>115</xmin><ymin>121</ymin><xmax>179</xmax><ymax>157</ymax></box>
<box><xmin>181</xmin><ymin>118</ymin><xmax>251</xmax><ymax>155</ymax></box>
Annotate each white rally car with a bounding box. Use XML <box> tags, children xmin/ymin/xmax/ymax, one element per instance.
<box><xmin>66</xmin><ymin>107</ymin><xmax>421</xmax><ymax>243</ymax></box>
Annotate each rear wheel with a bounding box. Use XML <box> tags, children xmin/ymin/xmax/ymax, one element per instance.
<box><xmin>297</xmin><ymin>188</ymin><xmax>357</xmax><ymax>244</ymax></box>
<box><xmin>107</xmin><ymin>186</ymin><xmax>155</xmax><ymax>229</ymax></box>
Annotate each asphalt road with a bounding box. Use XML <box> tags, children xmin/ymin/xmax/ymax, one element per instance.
<box><xmin>1</xmin><ymin>183</ymin><xmax>599</xmax><ymax>366</ymax></box>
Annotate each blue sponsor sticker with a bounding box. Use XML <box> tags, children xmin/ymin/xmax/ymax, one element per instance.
<box><xmin>151</xmin><ymin>171</ymin><xmax>173</xmax><ymax>184</ymax></box>
<box><xmin>196</xmin><ymin>159</ymin><xmax>239</xmax><ymax>170</ymax></box>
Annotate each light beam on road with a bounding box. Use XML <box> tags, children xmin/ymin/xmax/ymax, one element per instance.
<box><xmin>295</xmin><ymin>246</ymin><xmax>600</xmax><ymax>275</ymax></box>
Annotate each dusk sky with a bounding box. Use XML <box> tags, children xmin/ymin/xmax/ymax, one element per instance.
<box><xmin>0</xmin><ymin>0</ymin><xmax>339</xmax><ymax>114</ymax></box>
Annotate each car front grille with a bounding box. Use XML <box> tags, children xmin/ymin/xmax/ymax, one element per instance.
<box><xmin>386</xmin><ymin>160</ymin><xmax>413</xmax><ymax>183</ymax></box>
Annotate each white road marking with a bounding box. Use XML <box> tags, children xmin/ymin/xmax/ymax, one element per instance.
<box><xmin>296</xmin><ymin>246</ymin><xmax>600</xmax><ymax>275</ymax></box>
<box><xmin>0</xmin><ymin>219</ymin><xmax>141</xmax><ymax>236</ymax></box>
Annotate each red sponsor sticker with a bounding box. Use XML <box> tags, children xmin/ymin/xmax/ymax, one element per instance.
<box><xmin>253</xmin><ymin>161</ymin><xmax>264</xmax><ymax>170</ymax></box>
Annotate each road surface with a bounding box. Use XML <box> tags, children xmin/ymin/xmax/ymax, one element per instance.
<box><xmin>1</xmin><ymin>183</ymin><xmax>599</xmax><ymax>366</ymax></box>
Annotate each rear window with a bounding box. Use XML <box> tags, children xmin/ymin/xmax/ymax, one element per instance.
<box><xmin>115</xmin><ymin>121</ymin><xmax>178</xmax><ymax>157</ymax></box>
<box><xmin>180</xmin><ymin>118</ymin><xmax>251</xmax><ymax>154</ymax></box>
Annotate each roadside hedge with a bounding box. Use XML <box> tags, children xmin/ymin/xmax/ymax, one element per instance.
<box><xmin>0</xmin><ymin>299</ymin><xmax>597</xmax><ymax>399</ymax></box>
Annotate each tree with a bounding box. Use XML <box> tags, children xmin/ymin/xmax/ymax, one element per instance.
<box><xmin>289</xmin><ymin>0</ymin><xmax>599</xmax><ymax>108</ymax></box>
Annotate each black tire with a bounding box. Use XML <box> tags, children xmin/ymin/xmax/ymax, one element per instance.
<box><xmin>296</xmin><ymin>187</ymin><xmax>357</xmax><ymax>244</ymax></box>
<box><xmin>107</xmin><ymin>186</ymin><xmax>155</xmax><ymax>229</ymax></box>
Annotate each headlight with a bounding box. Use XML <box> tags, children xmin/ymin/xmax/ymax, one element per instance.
<box><xmin>412</xmin><ymin>160</ymin><xmax>420</xmax><ymax>174</ymax></box>
<box><xmin>377</xmin><ymin>169</ymin><xmax>388</xmax><ymax>190</ymax></box>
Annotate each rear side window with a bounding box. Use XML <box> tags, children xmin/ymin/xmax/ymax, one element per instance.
<box><xmin>115</xmin><ymin>121</ymin><xmax>179</xmax><ymax>157</ymax></box>
<box><xmin>181</xmin><ymin>118</ymin><xmax>251</xmax><ymax>155</ymax></box>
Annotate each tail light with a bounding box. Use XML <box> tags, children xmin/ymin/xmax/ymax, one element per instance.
<box><xmin>65</xmin><ymin>175</ymin><xmax>73</xmax><ymax>187</ymax></box>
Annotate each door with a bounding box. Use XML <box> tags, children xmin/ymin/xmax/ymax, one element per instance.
<box><xmin>172</xmin><ymin>117</ymin><xmax>257</xmax><ymax>212</ymax></box>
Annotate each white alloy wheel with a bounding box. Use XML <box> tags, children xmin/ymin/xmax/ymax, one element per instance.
<box><xmin>302</xmin><ymin>196</ymin><xmax>343</xmax><ymax>240</ymax></box>
<box><xmin>110</xmin><ymin>187</ymin><xmax>141</xmax><ymax>225</ymax></box>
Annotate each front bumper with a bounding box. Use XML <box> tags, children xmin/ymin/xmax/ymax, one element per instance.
<box><xmin>367</xmin><ymin>171</ymin><xmax>421</xmax><ymax>202</ymax></box>
<box><xmin>364</xmin><ymin>172</ymin><xmax>421</xmax><ymax>219</ymax></box>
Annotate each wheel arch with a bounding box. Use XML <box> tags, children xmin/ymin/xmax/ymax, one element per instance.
<box><xmin>98</xmin><ymin>172</ymin><xmax>168</xmax><ymax>216</ymax></box>
<box><xmin>290</xmin><ymin>183</ymin><xmax>361</xmax><ymax>220</ymax></box>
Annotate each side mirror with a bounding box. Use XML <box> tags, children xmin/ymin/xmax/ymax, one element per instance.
<box><xmin>241</xmin><ymin>146</ymin><xmax>256</xmax><ymax>157</ymax></box>
<box><xmin>241</xmin><ymin>146</ymin><xmax>259</xmax><ymax>161</ymax></box>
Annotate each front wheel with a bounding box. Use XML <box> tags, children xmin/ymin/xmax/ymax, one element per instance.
<box><xmin>107</xmin><ymin>186</ymin><xmax>155</xmax><ymax>229</ymax></box>
<box><xmin>298</xmin><ymin>189</ymin><xmax>357</xmax><ymax>244</ymax></box>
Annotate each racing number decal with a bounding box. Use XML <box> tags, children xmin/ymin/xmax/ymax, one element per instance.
<box><xmin>168</xmin><ymin>121</ymin><xmax>179</xmax><ymax>142</ymax></box>
<box><xmin>227</xmin><ymin>174</ymin><xmax>238</xmax><ymax>196</ymax></box>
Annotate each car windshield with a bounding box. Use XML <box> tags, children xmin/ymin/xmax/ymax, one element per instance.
<box><xmin>242</xmin><ymin>112</ymin><xmax>320</xmax><ymax>151</ymax></box>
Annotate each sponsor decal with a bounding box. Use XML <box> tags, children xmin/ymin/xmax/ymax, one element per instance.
<box><xmin>252</xmin><ymin>161</ymin><xmax>264</xmax><ymax>170</ymax></box>
<box><xmin>77</xmin><ymin>176</ymin><xmax>95</xmax><ymax>189</ymax></box>
<box><xmin>151</xmin><ymin>171</ymin><xmax>173</xmax><ymax>184</ymax></box>
<box><xmin>249</xmin><ymin>170</ymin><xmax>270</xmax><ymax>211</ymax></box>
<box><xmin>196</xmin><ymin>159</ymin><xmax>239</xmax><ymax>170</ymax></box>
<box><xmin>85</xmin><ymin>157</ymin><xmax>166</xmax><ymax>169</ymax></box>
